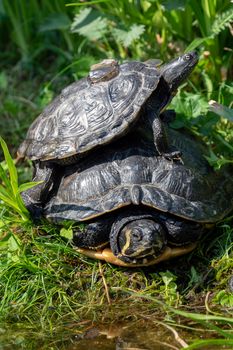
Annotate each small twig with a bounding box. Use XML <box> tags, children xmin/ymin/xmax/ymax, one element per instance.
<box><xmin>158</xmin><ymin>321</ymin><xmax>189</xmax><ymax>348</ymax></box>
<box><xmin>140</xmin><ymin>314</ymin><xmax>188</xmax><ymax>349</ymax></box>
<box><xmin>205</xmin><ymin>291</ymin><xmax>213</xmax><ymax>314</ymax></box>
<box><xmin>98</xmin><ymin>261</ymin><xmax>111</xmax><ymax>305</ymax></box>
<box><xmin>205</xmin><ymin>290</ymin><xmax>228</xmax><ymax>317</ymax></box>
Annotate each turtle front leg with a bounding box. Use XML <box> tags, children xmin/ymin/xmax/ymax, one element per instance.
<box><xmin>72</xmin><ymin>216</ymin><xmax>113</xmax><ymax>250</ymax></box>
<box><xmin>147</xmin><ymin>111</ymin><xmax>181</xmax><ymax>161</ymax></box>
<box><xmin>162</xmin><ymin>215</ymin><xmax>206</xmax><ymax>245</ymax></box>
<box><xmin>21</xmin><ymin>161</ymin><xmax>58</xmax><ymax>218</ymax></box>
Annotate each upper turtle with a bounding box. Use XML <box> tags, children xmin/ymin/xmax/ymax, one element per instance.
<box><xmin>18</xmin><ymin>52</ymin><xmax>198</xmax><ymax>162</ymax></box>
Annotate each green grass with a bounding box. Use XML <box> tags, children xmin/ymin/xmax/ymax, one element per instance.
<box><xmin>1</xmin><ymin>0</ymin><xmax>77</xmax><ymax>65</ymax></box>
<box><xmin>0</xmin><ymin>0</ymin><xmax>233</xmax><ymax>348</ymax></box>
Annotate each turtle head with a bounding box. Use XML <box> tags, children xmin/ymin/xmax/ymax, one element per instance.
<box><xmin>160</xmin><ymin>51</ymin><xmax>199</xmax><ymax>92</ymax></box>
<box><xmin>111</xmin><ymin>217</ymin><xmax>167</xmax><ymax>265</ymax></box>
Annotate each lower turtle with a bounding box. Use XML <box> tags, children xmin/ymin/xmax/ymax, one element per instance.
<box><xmin>44</xmin><ymin>130</ymin><xmax>233</xmax><ymax>267</ymax></box>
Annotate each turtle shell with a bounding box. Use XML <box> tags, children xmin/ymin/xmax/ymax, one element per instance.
<box><xmin>18</xmin><ymin>59</ymin><xmax>164</xmax><ymax>162</ymax></box>
<box><xmin>44</xmin><ymin>130</ymin><xmax>233</xmax><ymax>224</ymax></box>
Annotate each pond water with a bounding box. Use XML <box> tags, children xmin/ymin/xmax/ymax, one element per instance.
<box><xmin>0</xmin><ymin>319</ymin><xmax>227</xmax><ymax>350</ymax></box>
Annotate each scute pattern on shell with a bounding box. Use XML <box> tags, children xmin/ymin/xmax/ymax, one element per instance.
<box><xmin>18</xmin><ymin>61</ymin><xmax>161</xmax><ymax>161</ymax></box>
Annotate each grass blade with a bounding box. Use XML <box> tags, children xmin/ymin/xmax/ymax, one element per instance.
<box><xmin>209</xmin><ymin>100</ymin><xmax>233</xmax><ymax>122</ymax></box>
<box><xmin>0</xmin><ymin>192</ymin><xmax>22</xmax><ymax>212</ymax></box>
<box><xmin>0</xmin><ymin>163</ymin><xmax>12</xmax><ymax>193</ymax></box>
<box><xmin>0</xmin><ymin>137</ymin><xmax>30</xmax><ymax>221</ymax></box>
<box><xmin>185</xmin><ymin>37</ymin><xmax>209</xmax><ymax>52</ymax></box>
<box><xmin>18</xmin><ymin>182</ymin><xmax>42</xmax><ymax>193</ymax></box>
<box><xmin>66</xmin><ymin>0</ymin><xmax>108</xmax><ymax>7</ymax></box>
<box><xmin>184</xmin><ymin>339</ymin><xmax>233</xmax><ymax>350</ymax></box>
<box><xmin>0</xmin><ymin>137</ymin><xmax>18</xmax><ymax>195</ymax></box>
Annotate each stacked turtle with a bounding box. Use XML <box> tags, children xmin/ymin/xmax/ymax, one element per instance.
<box><xmin>18</xmin><ymin>52</ymin><xmax>233</xmax><ymax>267</ymax></box>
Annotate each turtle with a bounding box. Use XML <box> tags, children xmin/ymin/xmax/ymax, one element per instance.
<box><xmin>18</xmin><ymin>51</ymin><xmax>198</xmax><ymax>215</ymax></box>
<box><xmin>44</xmin><ymin>129</ymin><xmax>233</xmax><ymax>267</ymax></box>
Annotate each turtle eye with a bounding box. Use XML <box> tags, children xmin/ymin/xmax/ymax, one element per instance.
<box><xmin>184</xmin><ymin>53</ymin><xmax>192</xmax><ymax>61</ymax></box>
<box><xmin>132</xmin><ymin>229</ymin><xmax>142</xmax><ymax>241</ymax></box>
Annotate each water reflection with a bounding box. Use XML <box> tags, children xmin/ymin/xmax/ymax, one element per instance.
<box><xmin>0</xmin><ymin>320</ymin><xmax>189</xmax><ymax>350</ymax></box>
<box><xmin>0</xmin><ymin>319</ymin><xmax>225</xmax><ymax>350</ymax></box>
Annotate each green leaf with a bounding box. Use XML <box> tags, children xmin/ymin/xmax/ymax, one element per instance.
<box><xmin>113</xmin><ymin>24</ymin><xmax>145</xmax><ymax>47</ymax></box>
<box><xmin>215</xmin><ymin>290</ymin><xmax>233</xmax><ymax>307</ymax></box>
<box><xmin>211</xmin><ymin>9</ymin><xmax>233</xmax><ymax>37</ymax></box>
<box><xmin>160</xmin><ymin>271</ymin><xmax>176</xmax><ymax>286</ymax></box>
<box><xmin>70</xmin><ymin>8</ymin><xmax>108</xmax><ymax>40</ymax></box>
<box><xmin>171</xmin><ymin>92</ymin><xmax>209</xmax><ymax>119</ymax></box>
<box><xmin>60</xmin><ymin>227</ymin><xmax>73</xmax><ymax>240</ymax></box>
<box><xmin>209</xmin><ymin>100</ymin><xmax>233</xmax><ymax>122</ymax></box>
<box><xmin>39</xmin><ymin>13</ymin><xmax>71</xmax><ymax>32</ymax></box>
<box><xmin>205</xmin><ymin>150</ymin><xmax>233</xmax><ymax>170</ymax></box>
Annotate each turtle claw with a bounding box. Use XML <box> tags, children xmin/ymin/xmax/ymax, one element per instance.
<box><xmin>163</xmin><ymin>150</ymin><xmax>183</xmax><ymax>163</ymax></box>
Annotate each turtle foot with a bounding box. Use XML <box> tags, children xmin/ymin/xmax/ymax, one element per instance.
<box><xmin>27</xmin><ymin>203</ymin><xmax>43</xmax><ymax>220</ymax></box>
<box><xmin>21</xmin><ymin>192</ymin><xmax>43</xmax><ymax>220</ymax></box>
